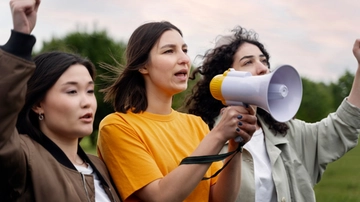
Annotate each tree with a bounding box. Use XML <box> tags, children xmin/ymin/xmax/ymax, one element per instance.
<box><xmin>330</xmin><ymin>70</ymin><xmax>354</xmax><ymax>109</ymax></box>
<box><xmin>296</xmin><ymin>78</ymin><xmax>335</xmax><ymax>122</ymax></box>
<box><xmin>296</xmin><ymin>70</ymin><xmax>355</xmax><ymax>122</ymax></box>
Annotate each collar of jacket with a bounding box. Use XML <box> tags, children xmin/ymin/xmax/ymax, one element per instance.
<box><xmin>257</xmin><ymin>115</ymin><xmax>289</xmax><ymax>146</ymax></box>
<box><xmin>37</xmin><ymin>134</ymin><xmax>110</xmax><ymax>187</ymax></box>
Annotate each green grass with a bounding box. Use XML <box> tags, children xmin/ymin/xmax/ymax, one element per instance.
<box><xmin>314</xmin><ymin>145</ymin><xmax>360</xmax><ymax>202</ymax></box>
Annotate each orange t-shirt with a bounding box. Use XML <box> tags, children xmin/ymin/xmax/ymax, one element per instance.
<box><xmin>97</xmin><ymin>109</ymin><xmax>222</xmax><ymax>202</ymax></box>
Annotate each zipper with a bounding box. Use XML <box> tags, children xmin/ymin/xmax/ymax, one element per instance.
<box><xmin>107</xmin><ymin>187</ymin><xmax>117</xmax><ymax>202</ymax></box>
<box><xmin>80</xmin><ymin>173</ymin><xmax>92</xmax><ymax>202</ymax></box>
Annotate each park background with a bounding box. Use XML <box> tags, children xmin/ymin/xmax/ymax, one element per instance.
<box><xmin>34</xmin><ymin>29</ymin><xmax>359</xmax><ymax>202</ymax></box>
<box><xmin>1</xmin><ymin>0</ymin><xmax>360</xmax><ymax>201</ymax></box>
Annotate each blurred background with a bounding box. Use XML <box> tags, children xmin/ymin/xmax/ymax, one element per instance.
<box><xmin>1</xmin><ymin>1</ymin><xmax>359</xmax><ymax>201</ymax></box>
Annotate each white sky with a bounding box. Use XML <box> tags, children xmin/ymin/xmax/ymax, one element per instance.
<box><xmin>1</xmin><ymin>0</ymin><xmax>359</xmax><ymax>83</ymax></box>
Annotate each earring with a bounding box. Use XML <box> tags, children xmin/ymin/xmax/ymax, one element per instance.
<box><xmin>38</xmin><ymin>113</ymin><xmax>44</xmax><ymax>121</ymax></box>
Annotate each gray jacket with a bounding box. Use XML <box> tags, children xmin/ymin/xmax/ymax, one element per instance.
<box><xmin>223</xmin><ymin>100</ymin><xmax>360</xmax><ymax>202</ymax></box>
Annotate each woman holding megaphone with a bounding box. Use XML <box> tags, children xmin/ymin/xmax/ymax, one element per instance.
<box><xmin>184</xmin><ymin>26</ymin><xmax>360</xmax><ymax>202</ymax></box>
<box><xmin>97</xmin><ymin>21</ymin><xmax>258</xmax><ymax>202</ymax></box>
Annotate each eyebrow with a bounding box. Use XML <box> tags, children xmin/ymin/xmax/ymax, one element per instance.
<box><xmin>62</xmin><ymin>81</ymin><xmax>94</xmax><ymax>86</ymax></box>
<box><xmin>239</xmin><ymin>54</ymin><xmax>266</xmax><ymax>61</ymax></box>
<box><xmin>159</xmin><ymin>43</ymin><xmax>188</xmax><ymax>49</ymax></box>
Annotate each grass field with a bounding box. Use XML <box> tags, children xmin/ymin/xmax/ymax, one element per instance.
<box><xmin>81</xmin><ymin>136</ymin><xmax>360</xmax><ymax>201</ymax></box>
<box><xmin>314</xmin><ymin>144</ymin><xmax>360</xmax><ymax>202</ymax></box>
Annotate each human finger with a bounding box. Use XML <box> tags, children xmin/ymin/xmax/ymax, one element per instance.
<box><xmin>234</xmin><ymin>113</ymin><xmax>257</xmax><ymax>142</ymax></box>
<box><xmin>353</xmin><ymin>39</ymin><xmax>360</xmax><ymax>64</ymax></box>
<box><xmin>10</xmin><ymin>0</ymin><xmax>39</xmax><ymax>34</ymax></box>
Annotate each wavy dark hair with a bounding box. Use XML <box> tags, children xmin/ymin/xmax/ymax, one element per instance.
<box><xmin>185</xmin><ymin>26</ymin><xmax>288</xmax><ymax>135</ymax></box>
<box><xmin>16</xmin><ymin>51</ymin><xmax>96</xmax><ymax>142</ymax></box>
<box><xmin>102</xmin><ymin>21</ymin><xmax>182</xmax><ymax>113</ymax></box>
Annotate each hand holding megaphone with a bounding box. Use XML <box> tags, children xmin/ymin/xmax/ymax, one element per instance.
<box><xmin>215</xmin><ymin>105</ymin><xmax>257</xmax><ymax>144</ymax></box>
<box><xmin>210</xmin><ymin>65</ymin><xmax>303</xmax><ymax>123</ymax></box>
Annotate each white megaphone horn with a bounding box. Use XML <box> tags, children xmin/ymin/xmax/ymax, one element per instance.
<box><xmin>210</xmin><ymin>65</ymin><xmax>303</xmax><ymax>122</ymax></box>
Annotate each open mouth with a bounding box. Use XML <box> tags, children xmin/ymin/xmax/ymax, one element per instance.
<box><xmin>175</xmin><ymin>69</ymin><xmax>188</xmax><ymax>78</ymax></box>
<box><xmin>80</xmin><ymin>113</ymin><xmax>93</xmax><ymax>119</ymax></box>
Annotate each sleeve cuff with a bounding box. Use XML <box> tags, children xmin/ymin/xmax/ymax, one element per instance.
<box><xmin>1</xmin><ymin>30</ymin><xmax>36</xmax><ymax>61</ymax></box>
<box><xmin>336</xmin><ymin>97</ymin><xmax>360</xmax><ymax>128</ymax></box>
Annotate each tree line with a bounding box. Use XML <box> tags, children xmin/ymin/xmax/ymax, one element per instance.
<box><xmin>34</xmin><ymin>29</ymin><xmax>355</xmax><ymax>146</ymax></box>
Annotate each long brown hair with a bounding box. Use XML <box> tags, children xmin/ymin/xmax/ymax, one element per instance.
<box><xmin>101</xmin><ymin>21</ymin><xmax>183</xmax><ymax>113</ymax></box>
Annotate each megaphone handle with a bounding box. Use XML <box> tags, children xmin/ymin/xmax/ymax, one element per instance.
<box><xmin>228</xmin><ymin>102</ymin><xmax>249</xmax><ymax>143</ymax></box>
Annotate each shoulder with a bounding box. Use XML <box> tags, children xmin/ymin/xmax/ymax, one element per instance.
<box><xmin>19</xmin><ymin>134</ymin><xmax>40</xmax><ymax>153</ymax></box>
<box><xmin>175</xmin><ymin>111</ymin><xmax>209</xmax><ymax>130</ymax></box>
<box><xmin>176</xmin><ymin>111</ymin><xmax>206</xmax><ymax>123</ymax></box>
<box><xmin>99</xmin><ymin>112</ymin><xmax>131</xmax><ymax>127</ymax></box>
<box><xmin>86</xmin><ymin>154</ymin><xmax>112</xmax><ymax>179</ymax></box>
<box><xmin>176</xmin><ymin>111</ymin><xmax>204</xmax><ymax>120</ymax></box>
<box><xmin>87</xmin><ymin>154</ymin><xmax>105</xmax><ymax>167</ymax></box>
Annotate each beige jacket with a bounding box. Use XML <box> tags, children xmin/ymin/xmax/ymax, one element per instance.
<box><xmin>222</xmin><ymin>100</ymin><xmax>360</xmax><ymax>202</ymax></box>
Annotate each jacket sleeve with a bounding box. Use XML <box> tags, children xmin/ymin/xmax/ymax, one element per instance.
<box><xmin>287</xmin><ymin>98</ymin><xmax>360</xmax><ymax>185</ymax></box>
<box><xmin>0</xmin><ymin>30</ymin><xmax>36</xmax><ymax>198</ymax></box>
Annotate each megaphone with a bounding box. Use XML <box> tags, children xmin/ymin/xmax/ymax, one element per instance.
<box><xmin>210</xmin><ymin>65</ymin><xmax>302</xmax><ymax>122</ymax></box>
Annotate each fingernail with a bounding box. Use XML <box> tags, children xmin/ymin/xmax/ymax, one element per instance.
<box><xmin>237</xmin><ymin>115</ymin><xmax>242</xmax><ymax>119</ymax></box>
<box><xmin>238</xmin><ymin>122</ymin><xmax>242</xmax><ymax>126</ymax></box>
<box><xmin>236</xmin><ymin>128</ymin><xmax>240</xmax><ymax>132</ymax></box>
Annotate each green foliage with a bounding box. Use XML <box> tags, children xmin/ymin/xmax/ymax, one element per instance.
<box><xmin>330</xmin><ymin>70</ymin><xmax>354</xmax><ymax>108</ymax></box>
<box><xmin>296</xmin><ymin>78</ymin><xmax>335</xmax><ymax>122</ymax></box>
<box><xmin>80</xmin><ymin>135</ymin><xmax>97</xmax><ymax>155</ymax></box>
<box><xmin>296</xmin><ymin>70</ymin><xmax>354</xmax><ymax>122</ymax></box>
<box><xmin>35</xmin><ymin>29</ymin><xmax>127</xmax><ymax>145</ymax></box>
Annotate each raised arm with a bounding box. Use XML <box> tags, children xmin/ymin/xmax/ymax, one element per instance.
<box><xmin>10</xmin><ymin>0</ymin><xmax>40</xmax><ymax>34</ymax></box>
<box><xmin>348</xmin><ymin>39</ymin><xmax>360</xmax><ymax>107</ymax></box>
<box><xmin>0</xmin><ymin>0</ymin><xmax>39</xmax><ymax>199</ymax></box>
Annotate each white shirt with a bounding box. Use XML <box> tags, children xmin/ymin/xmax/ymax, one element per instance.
<box><xmin>244</xmin><ymin>128</ymin><xmax>277</xmax><ymax>202</ymax></box>
<box><xmin>75</xmin><ymin>164</ymin><xmax>111</xmax><ymax>202</ymax></box>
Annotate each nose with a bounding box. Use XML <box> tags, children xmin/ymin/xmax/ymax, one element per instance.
<box><xmin>80</xmin><ymin>92</ymin><xmax>93</xmax><ymax>109</ymax></box>
<box><xmin>255</xmin><ymin>62</ymin><xmax>269</xmax><ymax>76</ymax></box>
<box><xmin>178</xmin><ymin>51</ymin><xmax>190</xmax><ymax>67</ymax></box>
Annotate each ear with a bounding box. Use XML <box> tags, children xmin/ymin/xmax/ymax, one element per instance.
<box><xmin>139</xmin><ymin>66</ymin><xmax>149</xmax><ymax>75</ymax></box>
<box><xmin>32</xmin><ymin>103</ymin><xmax>43</xmax><ymax>114</ymax></box>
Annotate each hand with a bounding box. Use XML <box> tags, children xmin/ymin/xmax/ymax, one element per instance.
<box><xmin>353</xmin><ymin>39</ymin><xmax>360</xmax><ymax>64</ymax></box>
<box><xmin>10</xmin><ymin>0</ymin><xmax>40</xmax><ymax>34</ymax></box>
<box><xmin>213</xmin><ymin>105</ymin><xmax>257</xmax><ymax>146</ymax></box>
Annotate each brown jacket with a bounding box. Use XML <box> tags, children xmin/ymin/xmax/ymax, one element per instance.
<box><xmin>0</xmin><ymin>31</ymin><xmax>121</xmax><ymax>202</ymax></box>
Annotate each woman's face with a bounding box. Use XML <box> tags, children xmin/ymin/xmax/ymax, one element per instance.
<box><xmin>140</xmin><ymin>29</ymin><xmax>190</xmax><ymax>98</ymax></box>
<box><xmin>34</xmin><ymin>64</ymin><xmax>97</xmax><ymax>141</ymax></box>
<box><xmin>231</xmin><ymin>42</ymin><xmax>270</xmax><ymax>76</ymax></box>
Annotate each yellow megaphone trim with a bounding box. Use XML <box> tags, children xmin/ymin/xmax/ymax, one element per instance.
<box><xmin>223</xmin><ymin>69</ymin><xmax>231</xmax><ymax>76</ymax></box>
<box><xmin>210</xmin><ymin>74</ymin><xmax>226</xmax><ymax>105</ymax></box>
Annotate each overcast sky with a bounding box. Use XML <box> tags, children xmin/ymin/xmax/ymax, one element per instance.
<box><xmin>1</xmin><ymin>0</ymin><xmax>359</xmax><ymax>83</ymax></box>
